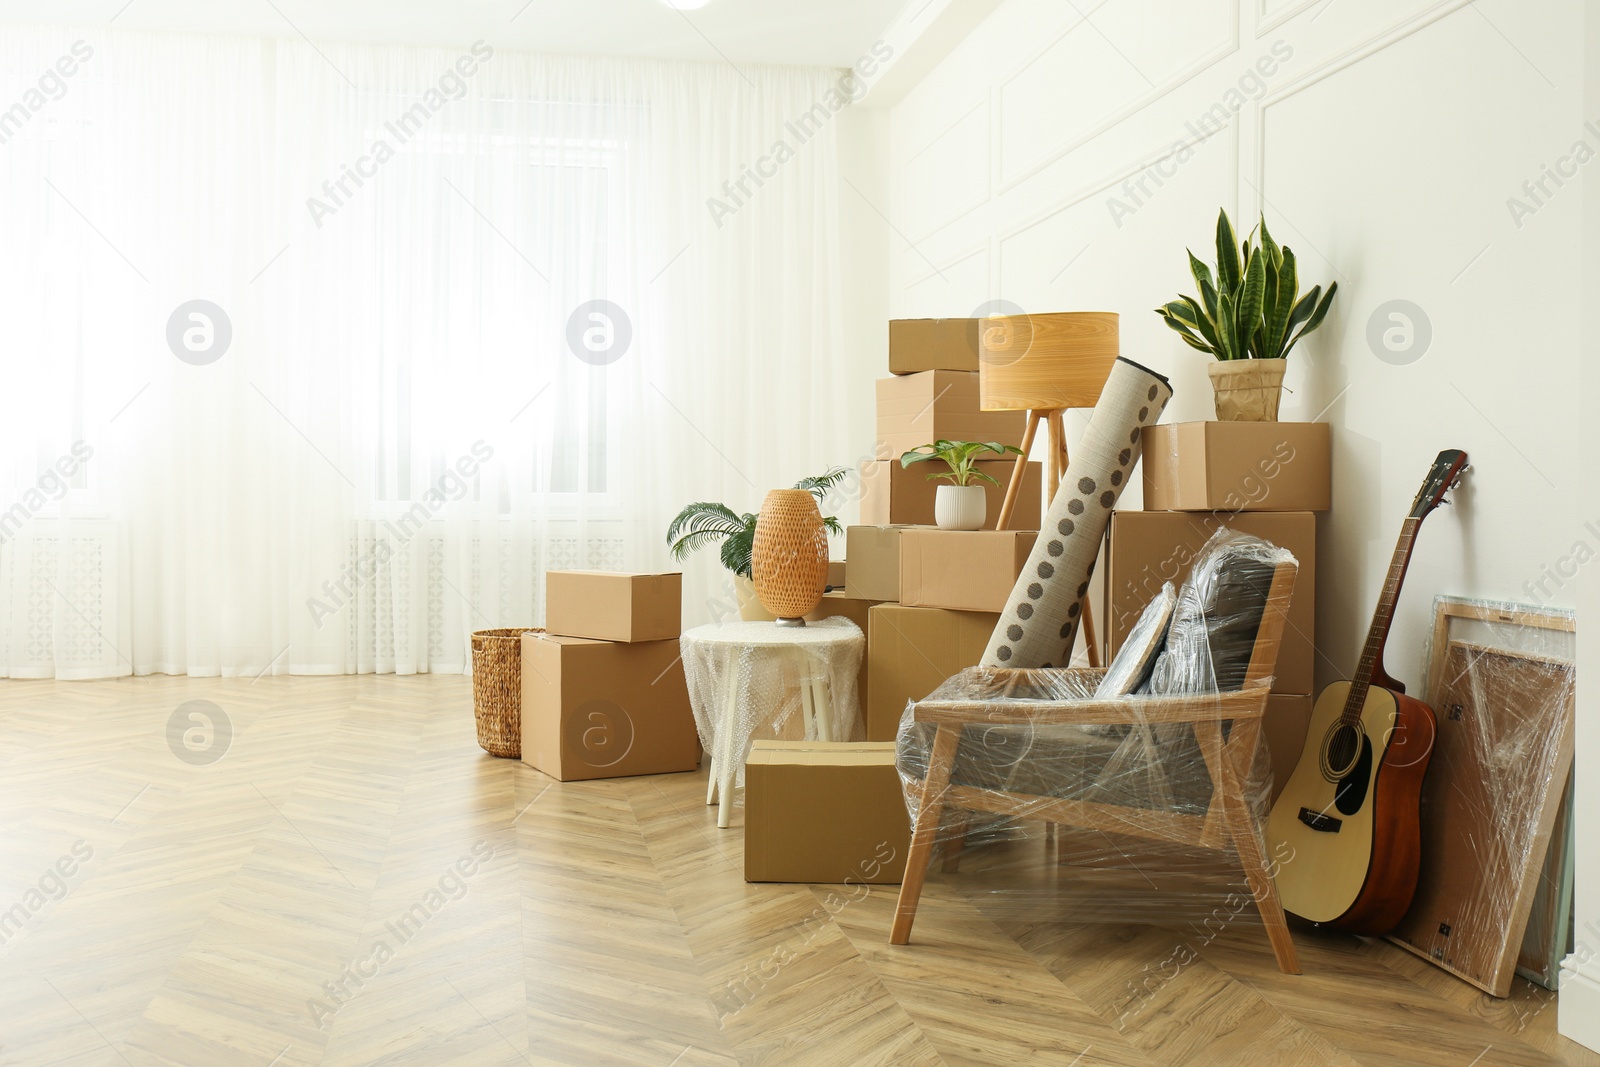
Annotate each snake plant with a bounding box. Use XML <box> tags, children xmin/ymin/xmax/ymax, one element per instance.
<box><xmin>1156</xmin><ymin>209</ymin><xmax>1338</xmax><ymax>361</ymax></box>
<box><xmin>666</xmin><ymin>468</ymin><xmax>847</xmax><ymax>579</ymax></box>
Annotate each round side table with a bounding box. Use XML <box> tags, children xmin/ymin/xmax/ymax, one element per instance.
<box><xmin>679</xmin><ymin>618</ymin><xmax>864</xmax><ymax>828</ymax></box>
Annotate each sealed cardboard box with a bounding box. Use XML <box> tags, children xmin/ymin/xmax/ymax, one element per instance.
<box><xmin>1262</xmin><ymin>693</ymin><xmax>1314</xmax><ymax>803</ymax></box>
<box><xmin>520</xmin><ymin>633</ymin><xmax>699</xmax><ymax>781</ymax></box>
<box><xmin>827</xmin><ymin>560</ymin><xmax>847</xmax><ymax>590</ymax></box>
<box><xmin>744</xmin><ymin>741</ymin><xmax>911</xmax><ymax>883</ymax></box>
<box><xmin>806</xmin><ymin>590</ymin><xmax>880</xmax><ymax>728</ymax></box>
<box><xmin>1103</xmin><ymin>510</ymin><xmax>1316</xmax><ymax>695</ymax></box>
<box><xmin>1141</xmin><ymin>422</ymin><xmax>1331</xmax><ymax>513</ymax></box>
<box><xmin>860</xmin><ymin>460</ymin><xmax>1041</xmax><ymax>531</ymax></box>
<box><xmin>888</xmin><ymin>318</ymin><xmax>981</xmax><ymax>375</ymax></box>
<box><xmin>900</xmin><ymin>529</ymin><xmax>1037</xmax><ymax>614</ymax></box>
<box><xmin>545</xmin><ymin>571</ymin><xmax>682</xmax><ymax>642</ymax></box>
<box><xmin>844</xmin><ymin>525</ymin><xmax>910</xmax><ymax>602</ymax></box>
<box><xmin>867</xmin><ymin>604</ymin><xmax>998</xmax><ymax>741</ymax></box>
<box><xmin>876</xmin><ymin>371</ymin><xmax>1025</xmax><ymax>460</ymax></box>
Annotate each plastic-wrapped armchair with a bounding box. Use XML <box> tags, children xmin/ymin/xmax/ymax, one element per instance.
<box><xmin>887</xmin><ymin>553</ymin><xmax>1301</xmax><ymax>975</ymax></box>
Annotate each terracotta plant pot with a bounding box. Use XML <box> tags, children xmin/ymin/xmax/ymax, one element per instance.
<box><xmin>750</xmin><ymin>489</ymin><xmax>829</xmax><ymax>625</ymax></box>
<box><xmin>1208</xmin><ymin>358</ymin><xmax>1287</xmax><ymax>422</ymax></box>
<box><xmin>934</xmin><ymin>484</ymin><xmax>987</xmax><ymax>531</ymax></box>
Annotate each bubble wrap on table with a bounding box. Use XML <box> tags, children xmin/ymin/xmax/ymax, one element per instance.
<box><xmin>680</xmin><ymin>617</ymin><xmax>865</xmax><ymax>790</ymax></box>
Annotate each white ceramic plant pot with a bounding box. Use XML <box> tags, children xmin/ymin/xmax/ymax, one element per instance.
<box><xmin>734</xmin><ymin>575</ymin><xmax>776</xmax><ymax>622</ymax></box>
<box><xmin>934</xmin><ymin>484</ymin><xmax>987</xmax><ymax>531</ymax></box>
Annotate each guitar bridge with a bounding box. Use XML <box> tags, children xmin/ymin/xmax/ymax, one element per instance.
<box><xmin>1298</xmin><ymin>807</ymin><xmax>1342</xmax><ymax>833</ymax></box>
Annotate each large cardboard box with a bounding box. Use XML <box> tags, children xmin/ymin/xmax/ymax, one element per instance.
<box><xmin>899</xmin><ymin>529</ymin><xmax>1037</xmax><ymax>614</ymax></box>
<box><xmin>1141</xmin><ymin>422</ymin><xmax>1331</xmax><ymax>513</ymax></box>
<box><xmin>744</xmin><ymin>741</ymin><xmax>911</xmax><ymax>883</ymax></box>
<box><xmin>545</xmin><ymin>571</ymin><xmax>682</xmax><ymax>642</ymax></box>
<box><xmin>1103</xmin><ymin>510</ymin><xmax>1316</xmax><ymax>695</ymax></box>
<box><xmin>867</xmin><ymin>604</ymin><xmax>998</xmax><ymax>741</ymax></box>
<box><xmin>860</xmin><ymin>460</ymin><xmax>1041</xmax><ymax>531</ymax></box>
<box><xmin>805</xmin><ymin>590</ymin><xmax>879</xmax><ymax>735</ymax></box>
<box><xmin>876</xmin><ymin>371</ymin><xmax>1025</xmax><ymax>460</ymax></box>
<box><xmin>844</xmin><ymin>525</ymin><xmax>910</xmax><ymax>602</ymax></box>
<box><xmin>1262</xmin><ymin>692</ymin><xmax>1313</xmax><ymax>803</ymax></box>
<box><xmin>888</xmin><ymin>318</ymin><xmax>981</xmax><ymax>375</ymax></box>
<box><xmin>520</xmin><ymin>633</ymin><xmax>699</xmax><ymax>781</ymax></box>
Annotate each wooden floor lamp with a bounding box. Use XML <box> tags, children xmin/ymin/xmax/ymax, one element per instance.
<box><xmin>980</xmin><ymin>312</ymin><xmax>1120</xmax><ymax>667</ymax></box>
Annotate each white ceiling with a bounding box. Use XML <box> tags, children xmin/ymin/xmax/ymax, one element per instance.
<box><xmin>0</xmin><ymin>0</ymin><xmax>910</xmax><ymax>68</ymax></box>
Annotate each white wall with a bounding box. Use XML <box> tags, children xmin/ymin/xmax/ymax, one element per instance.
<box><xmin>886</xmin><ymin>0</ymin><xmax>1591</xmax><ymax>1043</ymax></box>
<box><xmin>1563</xmin><ymin>0</ymin><xmax>1600</xmax><ymax>1049</ymax></box>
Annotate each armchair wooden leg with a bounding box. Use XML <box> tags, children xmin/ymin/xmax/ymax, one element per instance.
<box><xmin>1221</xmin><ymin>789</ymin><xmax>1300</xmax><ymax>975</ymax></box>
<box><xmin>891</xmin><ymin>725</ymin><xmax>961</xmax><ymax>945</ymax></box>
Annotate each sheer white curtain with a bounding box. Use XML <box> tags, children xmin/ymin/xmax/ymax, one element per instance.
<box><xmin>0</xmin><ymin>27</ymin><xmax>852</xmax><ymax>678</ymax></box>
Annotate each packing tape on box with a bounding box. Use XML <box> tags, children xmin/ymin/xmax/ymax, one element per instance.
<box><xmin>982</xmin><ymin>357</ymin><xmax>1173</xmax><ymax>668</ymax></box>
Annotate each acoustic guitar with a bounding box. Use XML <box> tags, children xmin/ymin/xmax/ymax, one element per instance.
<box><xmin>1267</xmin><ymin>449</ymin><xmax>1469</xmax><ymax>935</ymax></box>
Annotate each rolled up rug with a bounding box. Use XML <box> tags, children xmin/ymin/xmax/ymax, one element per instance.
<box><xmin>982</xmin><ymin>356</ymin><xmax>1173</xmax><ymax>668</ymax></box>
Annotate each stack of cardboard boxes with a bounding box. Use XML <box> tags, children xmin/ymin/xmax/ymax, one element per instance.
<box><xmin>519</xmin><ymin>571</ymin><xmax>700</xmax><ymax>782</ymax></box>
<box><xmin>1105</xmin><ymin>421</ymin><xmax>1332</xmax><ymax>800</ymax></box>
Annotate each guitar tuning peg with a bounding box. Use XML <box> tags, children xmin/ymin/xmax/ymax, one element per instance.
<box><xmin>1442</xmin><ymin>496</ymin><xmax>1453</xmax><ymax>506</ymax></box>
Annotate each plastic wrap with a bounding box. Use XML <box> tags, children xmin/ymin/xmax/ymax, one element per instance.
<box><xmin>1384</xmin><ymin>596</ymin><xmax>1576</xmax><ymax>997</ymax></box>
<box><xmin>894</xmin><ymin>530</ymin><xmax>1296</xmax><ymax>931</ymax></box>
<box><xmin>680</xmin><ymin>617</ymin><xmax>864</xmax><ymax>798</ymax></box>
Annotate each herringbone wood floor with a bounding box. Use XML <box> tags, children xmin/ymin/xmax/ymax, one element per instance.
<box><xmin>0</xmin><ymin>674</ymin><xmax>1593</xmax><ymax>1066</ymax></box>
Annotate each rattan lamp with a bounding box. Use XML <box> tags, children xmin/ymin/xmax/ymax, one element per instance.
<box><xmin>750</xmin><ymin>489</ymin><xmax>830</xmax><ymax>626</ymax></box>
<box><xmin>980</xmin><ymin>311</ymin><xmax>1119</xmax><ymax>663</ymax></box>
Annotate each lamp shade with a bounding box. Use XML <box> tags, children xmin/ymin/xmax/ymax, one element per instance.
<box><xmin>750</xmin><ymin>489</ymin><xmax>829</xmax><ymax>623</ymax></box>
<box><xmin>979</xmin><ymin>312</ymin><xmax>1119</xmax><ymax>411</ymax></box>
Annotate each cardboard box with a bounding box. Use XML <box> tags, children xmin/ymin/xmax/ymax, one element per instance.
<box><xmin>827</xmin><ymin>560</ymin><xmax>847</xmax><ymax>590</ymax></box>
<box><xmin>545</xmin><ymin>571</ymin><xmax>681</xmax><ymax>642</ymax></box>
<box><xmin>860</xmin><ymin>460</ymin><xmax>1041</xmax><ymax>531</ymax></box>
<box><xmin>805</xmin><ymin>590</ymin><xmax>880</xmax><ymax>734</ymax></box>
<box><xmin>899</xmin><ymin>529</ymin><xmax>1037</xmax><ymax>614</ymax></box>
<box><xmin>744</xmin><ymin>741</ymin><xmax>911</xmax><ymax>883</ymax></box>
<box><xmin>520</xmin><ymin>633</ymin><xmax>699</xmax><ymax>781</ymax></box>
<box><xmin>845</xmin><ymin>525</ymin><xmax>910</xmax><ymax>602</ymax></box>
<box><xmin>888</xmin><ymin>318</ymin><xmax>981</xmax><ymax>375</ymax></box>
<box><xmin>1141</xmin><ymin>422</ymin><xmax>1331</xmax><ymax>513</ymax></box>
<box><xmin>867</xmin><ymin>604</ymin><xmax>998</xmax><ymax>741</ymax></box>
<box><xmin>876</xmin><ymin>371</ymin><xmax>1025</xmax><ymax>460</ymax></box>
<box><xmin>1262</xmin><ymin>693</ymin><xmax>1314</xmax><ymax>803</ymax></box>
<box><xmin>1103</xmin><ymin>510</ymin><xmax>1316</xmax><ymax>695</ymax></box>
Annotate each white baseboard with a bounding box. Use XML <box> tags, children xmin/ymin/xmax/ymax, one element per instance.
<box><xmin>1559</xmin><ymin>965</ymin><xmax>1600</xmax><ymax>1052</ymax></box>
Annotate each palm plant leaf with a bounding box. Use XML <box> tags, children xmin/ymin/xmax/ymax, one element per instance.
<box><xmin>720</xmin><ymin>526</ymin><xmax>756</xmax><ymax>579</ymax></box>
<box><xmin>666</xmin><ymin>503</ymin><xmax>749</xmax><ymax>561</ymax></box>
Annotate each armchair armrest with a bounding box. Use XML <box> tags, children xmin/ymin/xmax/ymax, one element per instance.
<box><xmin>910</xmin><ymin>665</ymin><xmax>1270</xmax><ymax>727</ymax></box>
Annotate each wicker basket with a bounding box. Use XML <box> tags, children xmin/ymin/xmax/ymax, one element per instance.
<box><xmin>471</xmin><ymin>628</ymin><xmax>540</xmax><ymax>758</ymax></box>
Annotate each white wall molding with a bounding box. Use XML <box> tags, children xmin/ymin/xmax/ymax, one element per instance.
<box><xmin>901</xmin><ymin>94</ymin><xmax>992</xmax><ymax>243</ymax></box>
<box><xmin>1255</xmin><ymin>0</ymin><xmax>1323</xmax><ymax>38</ymax></box>
<box><xmin>995</xmin><ymin>0</ymin><xmax>1241</xmax><ymax>193</ymax></box>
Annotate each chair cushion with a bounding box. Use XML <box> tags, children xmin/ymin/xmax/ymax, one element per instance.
<box><xmin>1148</xmin><ymin>531</ymin><xmax>1281</xmax><ymax>695</ymax></box>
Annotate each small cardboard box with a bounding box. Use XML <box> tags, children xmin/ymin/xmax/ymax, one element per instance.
<box><xmin>827</xmin><ymin>560</ymin><xmax>847</xmax><ymax>590</ymax></box>
<box><xmin>545</xmin><ymin>571</ymin><xmax>682</xmax><ymax>642</ymax></box>
<box><xmin>744</xmin><ymin>741</ymin><xmax>911</xmax><ymax>884</ymax></box>
<box><xmin>888</xmin><ymin>318</ymin><xmax>981</xmax><ymax>375</ymax></box>
<box><xmin>1141</xmin><ymin>422</ymin><xmax>1331</xmax><ymax>513</ymax></box>
<box><xmin>876</xmin><ymin>371</ymin><xmax>1025</xmax><ymax>460</ymax></box>
<box><xmin>867</xmin><ymin>604</ymin><xmax>998</xmax><ymax>741</ymax></box>
<box><xmin>900</xmin><ymin>529</ymin><xmax>1037</xmax><ymax>614</ymax></box>
<box><xmin>860</xmin><ymin>460</ymin><xmax>1041</xmax><ymax>531</ymax></box>
<box><xmin>1103</xmin><ymin>510</ymin><xmax>1316</xmax><ymax>695</ymax></box>
<box><xmin>520</xmin><ymin>633</ymin><xmax>699</xmax><ymax>781</ymax></box>
<box><xmin>1263</xmin><ymin>692</ymin><xmax>1314</xmax><ymax>803</ymax></box>
<box><xmin>845</xmin><ymin>526</ymin><xmax>910</xmax><ymax>602</ymax></box>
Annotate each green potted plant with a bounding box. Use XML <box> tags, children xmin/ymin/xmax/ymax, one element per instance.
<box><xmin>1155</xmin><ymin>208</ymin><xmax>1338</xmax><ymax>422</ymax></box>
<box><xmin>900</xmin><ymin>440</ymin><xmax>1024</xmax><ymax>531</ymax></box>
<box><xmin>667</xmin><ymin>468</ymin><xmax>847</xmax><ymax>620</ymax></box>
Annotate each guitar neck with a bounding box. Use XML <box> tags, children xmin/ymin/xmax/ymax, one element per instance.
<box><xmin>1344</xmin><ymin>517</ymin><xmax>1421</xmax><ymax>722</ymax></box>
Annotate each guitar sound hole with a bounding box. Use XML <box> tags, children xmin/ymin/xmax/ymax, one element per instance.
<box><xmin>1322</xmin><ymin>723</ymin><xmax>1363</xmax><ymax>780</ymax></box>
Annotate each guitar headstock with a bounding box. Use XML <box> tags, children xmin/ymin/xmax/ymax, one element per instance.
<box><xmin>1409</xmin><ymin>449</ymin><xmax>1470</xmax><ymax>520</ymax></box>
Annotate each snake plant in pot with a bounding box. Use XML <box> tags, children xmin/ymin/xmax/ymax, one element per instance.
<box><xmin>666</xmin><ymin>468</ymin><xmax>846</xmax><ymax>620</ymax></box>
<box><xmin>1156</xmin><ymin>209</ymin><xmax>1338</xmax><ymax>421</ymax></box>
